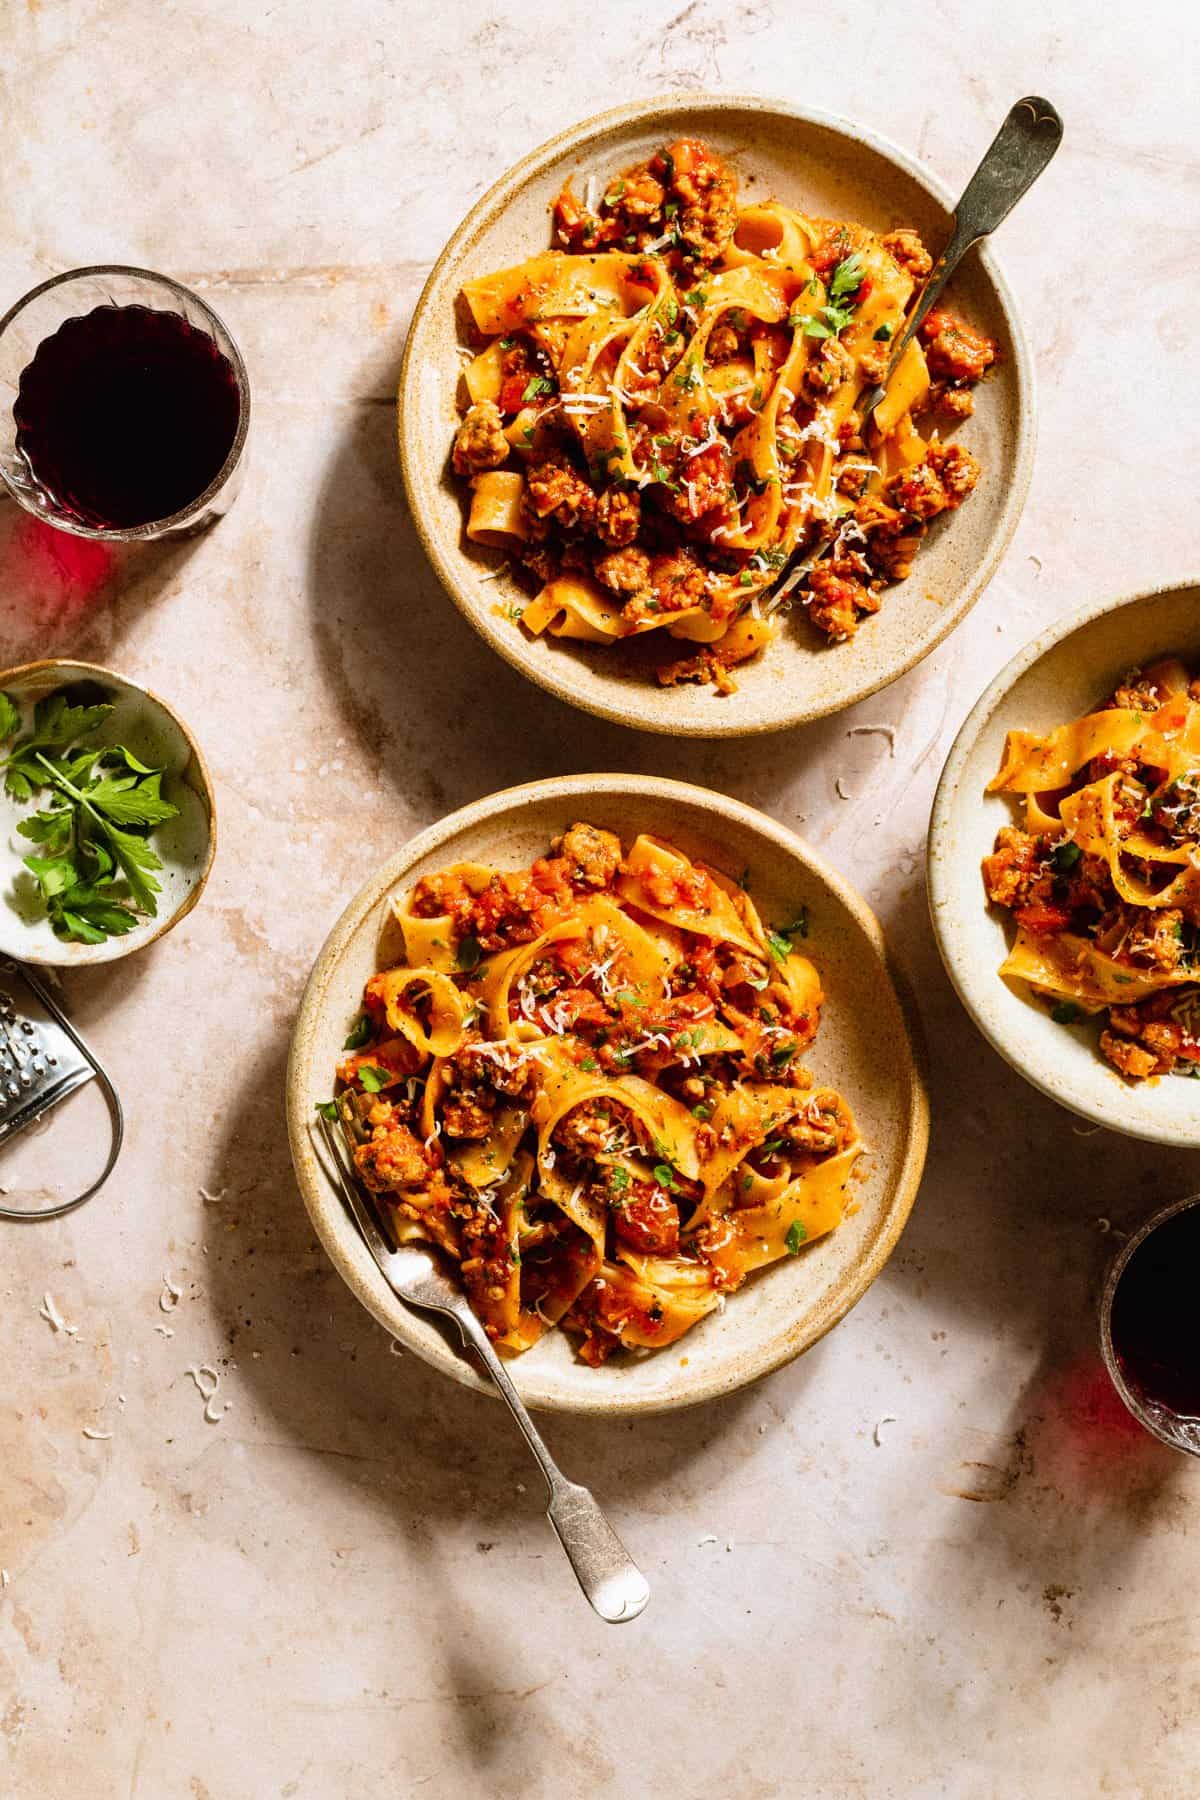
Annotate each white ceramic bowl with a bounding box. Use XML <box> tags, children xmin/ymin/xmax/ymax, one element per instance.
<box><xmin>0</xmin><ymin>659</ymin><xmax>215</xmax><ymax>966</ymax></box>
<box><xmin>287</xmin><ymin>775</ymin><xmax>929</xmax><ymax>1414</ymax></box>
<box><xmin>929</xmin><ymin>580</ymin><xmax>1200</xmax><ymax>1147</ymax></box>
<box><xmin>399</xmin><ymin>93</ymin><xmax>1035</xmax><ymax>739</ymax></box>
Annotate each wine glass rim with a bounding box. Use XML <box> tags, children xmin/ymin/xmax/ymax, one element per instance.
<box><xmin>1099</xmin><ymin>1189</ymin><xmax>1200</xmax><ymax>1455</ymax></box>
<box><xmin>0</xmin><ymin>263</ymin><xmax>250</xmax><ymax>541</ymax></box>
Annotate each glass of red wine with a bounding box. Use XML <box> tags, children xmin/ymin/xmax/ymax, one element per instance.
<box><xmin>1100</xmin><ymin>1193</ymin><xmax>1200</xmax><ymax>1456</ymax></box>
<box><xmin>0</xmin><ymin>265</ymin><xmax>249</xmax><ymax>540</ymax></box>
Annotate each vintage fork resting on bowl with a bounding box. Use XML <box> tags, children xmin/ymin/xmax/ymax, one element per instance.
<box><xmin>859</xmin><ymin>95</ymin><xmax>1063</xmax><ymax>423</ymax></box>
<box><xmin>317</xmin><ymin>1114</ymin><xmax>650</xmax><ymax>1624</ymax></box>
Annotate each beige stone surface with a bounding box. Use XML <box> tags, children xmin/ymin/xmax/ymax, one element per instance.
<box><xmin>1</xmin><ymin>3</ymin><xmax>1198</xmax><ymax>1795</ymax></box>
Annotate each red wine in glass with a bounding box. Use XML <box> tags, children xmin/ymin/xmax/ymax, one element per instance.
<box><xmin>13</xmin><ymin>303</ymin><xmax>241</xmax><ymax>531</ymax></box>
<box><xmin>1107</xmin><ymin>1199</ymin><xmax>1200</xmax><ymax>1453</ymax></box>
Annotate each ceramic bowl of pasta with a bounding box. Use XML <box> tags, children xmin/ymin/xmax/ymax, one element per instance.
<box><xmin>930</xmin><ymin>580</ymin><xmax>1200</xmax><ymax>1147</ymax></box>
<box><xmin>287</xmin><ymin>776</ymin><xmax>929</xmax><ymax>1413</ymax></box>
<box><xmin>398</xmin><ymin>94</ymin><xmax>1034</xmax><ymax>737</ymax></box>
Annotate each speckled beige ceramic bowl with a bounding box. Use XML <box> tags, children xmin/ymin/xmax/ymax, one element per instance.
<box><xmin>930</xmin><ymin>580</ymin><xmax>1200</xmax><ymax>1148</ymax></box>
<box><xmin>398</xmin><ymin>94</ymin><xmax>1035</xmax><ymax>739</ymax></box>
<box><xmin>286</xmin><ymin>775</ymin><xmax>929</xmax><ymax>1414</ymax></box>
<box><xmin>0</xmin><ymin>659</ymin><xmax>215</xmax><ymax>966</ymax></box>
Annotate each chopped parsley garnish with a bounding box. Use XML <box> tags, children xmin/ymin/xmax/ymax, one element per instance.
<box><xmin>315</xmin><ymin>1099</ymin><xmax>340</xmax><ymax>1121</ymax></box>
<box><xmin>653</xmin><ymin>1162</ymin><xmax>679</xmax><ymax>1191</ymax></box>
<box><xmin>520</xmin><ymin>375</ymin><xmax>554</xmax><ymax>404</ymax></box>
<box><xmin>357</xmin><ymin>1064</ymin><xmax>389</xmax><ymax>1092</ymax></box>
<box><xmin>609</xmin><ymin>1165</ymin><xmax>630</xmax><ymax>1192</ymax></box>
<box><xmin>343</xmin><ymin>1013</ymin><xmax>372</xmax><ymax>1051</ymax></box>
<box><xmin>1050</xmin><ymin>841</ymin><xmax>1083</xmax><ymax>873</ymax></box>
<box><xmin>581</xmin><ymin>1056</ymin><xmax>598</xmax><ymax>1072</ymax></box>
<box><xmin>691</xmin><ymin>1102</ymin><xmax>712</xmax><ymax>1122</ymax></box>
<box><xmin>873</xmin><ymin>322</ymin><xmax>893</xmax><ymax>341</ymax></box>
<box><xmin>1051</xmin><ymin>1002</ymin><xmax>1082</xmax><ymax>1025</ymax></box>
<box><xmin>785</xmin><ymin>1220</ymin><xmax>808</xmax><ymax>1254</ymax></box>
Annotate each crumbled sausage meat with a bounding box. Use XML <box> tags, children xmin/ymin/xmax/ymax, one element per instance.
<box><xmin>595</xmin><ymin>487</ymin><xmax>641</xmax><ymax>547</ymax></box>
<box><xmin>805</xmin><ymin>566</ymin><xmax>878</xmax><ymax>640</ymax></box>
<box><xmin>354</xmin><ymin>1122</ymin><xmax>430</xmax><ymax>1192</ymax></box>
<box><xmin>801</xmin><ymin>336</ymin><xmax>855</xmax><ymax>401</ymax></box>
<box><xmin>554</xmin><ymin>821</ymin><xmax>623</xmax><ymax>890</ymax></box>
<box><xmin>926</xmin><ymin>441</ymin><xmax>981</xmax><ymax>507</ymax></box>
<box><xmin>523</xmin><ymin>450</ymin><xmax>597</xmax><ymax>530</ymax></box>
<box><xmin>1100</xmin><ymin>1030</ymin><xmax>1164</xmax><ymax>1082</ymax></box>
<box><xmin>881</xmin><ymin>227</ymin><xmax>933</xmax><ymax>281</ymax></box>
<box><xmin>452</xmin><ymin>401</ymin><xmax>509</xmax><ymax>478</ymax></box>
<box><xmin>919</xmin><ymin>310</ymin><xmax>997</xmax><ymax>383</ymax></box>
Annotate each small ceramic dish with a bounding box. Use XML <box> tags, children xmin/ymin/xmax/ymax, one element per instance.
<box><xmin>0</xmin><ymin>659</ymin><xmax>215</xmax><ymax>966</ymax></box>
<box><xmin>398</xmin><ymin>92</ymin><xmax>1035</xmax><ymax>739</ymax></box>
<box><xmin>286</xmin><ymin>774</ymin><xmax>929</xmax><ymax>1414</ymax></box>
<box><xmin>929</xmin><ymin>579</ymin><xmax>1200</xmax><ymax>1148</ymax></box>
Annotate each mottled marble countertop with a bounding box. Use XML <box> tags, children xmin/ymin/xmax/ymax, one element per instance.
<box><xmin>1</xmin><ymin>4</ymin><xmax>1198</xmax><ymax>1795</ymax></box>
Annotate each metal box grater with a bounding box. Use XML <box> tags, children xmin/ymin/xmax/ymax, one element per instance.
<box><xmin>0</xmin><ymin>959</ymin><xmax>123</xmax><ymax>1221</ymax></box>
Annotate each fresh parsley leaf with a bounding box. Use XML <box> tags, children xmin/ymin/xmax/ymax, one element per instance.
<box><xmin>53</xmin><ymin>908</ymin><xmax>107</xmax><ymax>945</ymax></box>
<box><xmin>780</xmin><ymin>908</ymin><xmax>809</xmax><ymax>940</ymax></box>
<box><xmin>873</xmin><ymin>323</ymin><xmax>893</xmax><ymax>341</ymax></box>
<box><xmin>609</xmin><ymin>1165</ymin><xmax>630</xmax><ymax>1192</ymax></box>
<box><xmin>17</xmin><ymin>807</ymin><xmax>72</xmax><ymax>852</ymax></box>
<box><xmin>766</xmin><ymin>930</ymin><xmax>792</xmax><ymax>963</ymax></box>
<box><xmin>1051</xmin><ymin>1002</ymin><xmax>1083</xmax><ymax>1024</ymax></box>
<box><xmin>456</xmin><ymin>934</ymin><xmax>482</xmax><ymax>972</ymax></box>
<box><xmin>357</xmin><ymin>1064</ymin><xmax>389</xmax><ymax>1093</ymax></box>
<box><xmin>315</xmin><ymin>1099</ymin><xmax>340</xmax><ymax>1121</ymax></box>
<box><xmin>520</xmin><ymin>375</ymin><xmax>554</xmax><ymax>404</ymax></box>
<box><xmin>23</xmin><ymin>853</ymin><xmax>78</xmax><ymax>900</ymax></box>
<box><xmin>691</xmin><ymin>1102</ymin><xmax>712</xmax><ymax>1122</ymax></box>
<box><xmin>785</xmin><ymin>1219</ymin><xmax>808</xmax><ymax>1254</ymax></box>
<box><xmin>1051</xmin><ymin>841</ymin><xmax>1083</xmax><ymax>873</ymax></box>
<box><xmin>828</xmin><ymin>254</ymin><xmax>865</xmax><ymax>303</ymax></box>
<box><xmin>653</xmin><ymin>1162</ymin><xmax>679</xmax><ymax>1191</ymax></box>
<box><xmin>85</xmin><ymin>776</ymin><xmax>179</xmax><ymax>828</ymax></box>
<box><xmin>51</xmin><ymin>895</ymin><xmax>139</xmax><ymax>940</ymax></box>
<box><xmin>343</xmin><ymin>1013</ymin><xmax>372</xmax><ymax>1051</ymax></box>
<box><xmin>22</xmin><ymin>694</ymin><xmax>114</xmax><ymax>753</ymax></box>
<box><xmin>0</xmin><ymin>692</ymin><xmax>19</xmax><ymax>741</ymax></box>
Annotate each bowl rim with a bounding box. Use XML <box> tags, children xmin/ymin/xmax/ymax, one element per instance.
<box><xmin>928</xmin><ymin>575</ymin><xmax>1200</xmax><ymax>1148</ymax></box>
<box><xmin>285</xmin><ymin>771</ymin><xmax>930</xmax><ymax>1415</ymax></box>
<box><xmin>0</xmin><ymin>655</ymin><xmax>217</xmax><ymax>966</ymax></box>
<box><xmin>398</xmin><ymin>89</ymin><xmax>1037</xmax><ymax>739</ymax></box>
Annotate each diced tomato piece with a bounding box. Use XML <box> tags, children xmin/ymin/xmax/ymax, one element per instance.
<box><xmin>613</xmin><ymin>1184</ymin><xmax>681</xmax><ymax>1256</ymax></box>
<box><xmin>1014</xmin><ymin>902</ymin><xmax>1072</xmax><ymax>935</ymax></box>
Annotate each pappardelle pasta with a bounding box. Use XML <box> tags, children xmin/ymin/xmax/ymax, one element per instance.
<box><xmin>329</xmin><ymin>823</ymin><xmax>861</xmax><ymax>1363</ymax></box>
<box><xmin>452</xmin><ymin>137</ymin><xmax>996</xmax><ymax>692</ymax></box>
<box><xmin>984</xmin><ymin>658</ymin><xmax>1200</xmax><ymax>1082</ymax></box>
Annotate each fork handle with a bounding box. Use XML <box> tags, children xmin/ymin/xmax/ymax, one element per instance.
<box><xmin>449</xmin><ymin>1300</ymin><xmax>650</xmax><ymax>1624</ymax></box>
<box><xmin>862</xmin><ymin>96</ymin><xmax>1062</xmax><ymax>419</ymax></box>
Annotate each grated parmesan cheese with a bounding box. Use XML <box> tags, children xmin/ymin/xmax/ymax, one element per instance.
<box><xmin>39</xmin><ymin>1292</ymin><xmax>78</xmax><ymax>1336</ymax></box>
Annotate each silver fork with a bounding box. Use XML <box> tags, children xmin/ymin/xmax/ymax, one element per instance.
<box><xmin>317</xmin><ymin>1115</ymin><xmax>650</xmax><ymax>1623</ymax></box>
<box><xmin>859</xmin><ymin>96</ymin><xmax>1063</xmax><ymax>424</ymax></box>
